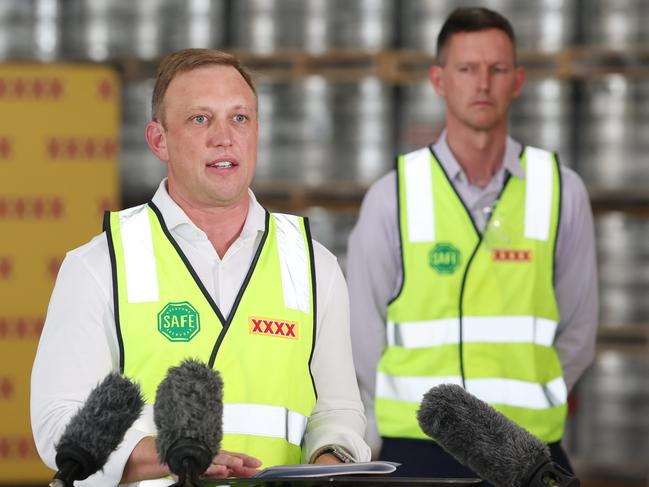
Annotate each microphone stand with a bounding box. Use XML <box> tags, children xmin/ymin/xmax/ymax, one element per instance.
<box><xmin>525</xmin><ymin>457</ymin><xmax>581</xmax><ymax>487</ymax></box>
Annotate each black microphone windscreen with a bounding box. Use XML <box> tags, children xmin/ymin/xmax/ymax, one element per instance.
<box><xmin>154</xmin><ymin>358</ymin><xmax>223</xmax><ymax>474</ymax></box>
<box><xmin>417</xmin><ymin>383</ymin><xmax>550</xmax><ymax>487</ymax></box>
<box><xmin>55</xmin><ymin>372</ymin><xmax>144</xmax><ymax>480</ymax></box>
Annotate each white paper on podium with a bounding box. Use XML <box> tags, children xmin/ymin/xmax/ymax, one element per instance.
<box><xmin>253</xmin><ymin>461</ymin><xmax>400</xmax><ymax>478</ymax></box>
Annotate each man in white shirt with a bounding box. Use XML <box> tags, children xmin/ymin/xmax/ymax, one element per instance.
<box><xmin>31</xmin><ymin>49</ymin><xmax>370</xmax><ymax>486</ymax></box>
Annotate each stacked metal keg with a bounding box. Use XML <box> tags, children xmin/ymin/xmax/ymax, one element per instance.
<box><xmin>0</xmin><ymin>0</ymin><xmax>61</xmax><ymax>61</ymax></box>
<box><xmin>570</xmin><ymin>351</ymin><xmax>649</xmax><ymax>476</ymax></box>
<box><xmin>569</xmin><ymin>2</ymin><xmax>649</xmax><ymax>469</ymax></box>
<box><xmin>256</xmin><ymin>76</ymin><xmax>393</xmax><ymax>185</ymax></box>
<box><xmin>595</xmin><ymin>212</ymin><xmax>649</xmax><ymax>327</ymax></box>
<box><xmin>509</xmin><ymin>78</ymin><xmax>574</xmax><ymax>164</ymax></box>
<box><xmin>255</xmin><ymin>76</ymin><xmax>334</xmax><ymax>185</ymax></box>
<box><xmin>60</xmin><ymin>0</ymin><xmax>226</xmax><ymax>61</ymax></box>
<box><xmin>232</xmin><ymin>0</ymin><xmax>394</xmax><ymax>54</ymax></box>
<box><xmin>577</xmin><ymin>76</ymin><xmax>649</xmax><ymax>191</ymax></box>
<box><xmin>582</xmin><ymin>0</ymin><xmax>649</xmax><ymax>49</ymax></box>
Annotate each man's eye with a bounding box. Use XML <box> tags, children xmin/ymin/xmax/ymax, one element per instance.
<box><xmin>234</xmin><ymin>114</ymin><xmax>247</xmax><ymax>123</ymax></box>
<box><xmin>193</xmin><ymin>115</ymin><xmax>207</xmax><ymax>124</ymax></box>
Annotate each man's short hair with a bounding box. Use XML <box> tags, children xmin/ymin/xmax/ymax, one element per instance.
<box><xmin>436</xmin><ymin>7</ymin><xmax>517</xmax><ymax>65</ymax></box>
<box><xmin>151</xmin><ymin>48</ymin><xmax>257</xmax><ymax>124</ymax></box>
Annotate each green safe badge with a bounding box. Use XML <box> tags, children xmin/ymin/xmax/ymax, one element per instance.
<box><xmin>157</xmin><ymin>301</ymin><xmax>200</xmax><ymax>342</ymax></box>
<box><xmin>429</xmin><ymin>242</ymin><xmax>461</xmax><ymax>274</ymax></box>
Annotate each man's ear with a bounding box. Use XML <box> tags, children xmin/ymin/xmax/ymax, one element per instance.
<box><xmin>429</xmin><ymin>64</ymin><xmax>446</xmax><ymax>97</ymax></box>
<box><xmin>145</xmin><ymin>120</ymin><xmax>169</xmax><ymax>162</ymax></box>
<box><xmin>512</xmin><ymin>65</ymin><xmax>527</xmax><ymax>100</ymax></box>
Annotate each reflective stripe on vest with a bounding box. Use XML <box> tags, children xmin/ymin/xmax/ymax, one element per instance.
<box><xmin>524</xmin><ymin>146</ymin><xmax>555</xmax><ymax>241</ymax></box>
<box><xmin>376</xmin><ymin>372</ymin><xmax>567</xmax><ymax>410</ymax></box>
<box><xmin>404</xmin><ymin>147</ymin><xmax>436</xmax><ymax>242</ymax></box>
<box><xmin>387</xmin><ymin>316</ymin><xmax>558</xmax><ymax>348</ymax></box>
<box><xmin>224</xmin><ymin>403</ymin><xmax>308</xmax><ymax>446</ymax></box>
<box><xmin>119</xmin><ymin>204</ymin><xmax>159</xmax><ymax>303</ymax></box>
<box><xmin>130</xmin><ymin>403</ymin><xmax>308</xmax><ymax>448</ymax></box>
<box><xmin>275</xmin><ymin>213</ymin><xmax>311</xmax><ymax>313</ymax></box>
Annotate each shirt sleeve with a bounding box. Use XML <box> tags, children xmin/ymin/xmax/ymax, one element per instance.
<box><xmin>303</xmin><ymin>241</ymin><xmax>372</xmax><ymax>463</ymax></box>
<box><xmin>345</xmin><ymin>172</ymin><xmax>401</xmax><ymax>458</ymax></box>
<box><xmin>30</xmin><ymin>236</ymin><xmax>150</xmax><ymax>487</ymax></box>
<box><xmin>554</xmin><ymin>167</ymin><xmax>599</xmax><ymax>391</ymax></box>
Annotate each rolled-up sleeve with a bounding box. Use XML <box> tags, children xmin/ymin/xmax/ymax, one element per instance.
<box><xmin>30</xmin><ymin>236</ymin><xmax>147</xmax><ymax>486</ymax></box>
<box><xmin>303</xmin><ymin>242</ymin><xmax>371</xmax><ymax>463</ymax></box>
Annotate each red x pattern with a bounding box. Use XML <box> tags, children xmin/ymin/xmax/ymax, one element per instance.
<box><xmin>0</xmin><ymin>137</ymin><xmax>11</xmax><ymax>160</ymax></box>
<box><xmin>0</xmin><ymin>257</ymin><xmax>12</xmax><ymax>280</ymax></box>
<box><xmin>46</xmin><ymin>136</ymin><xmax>117</xmax><ymax>160</ymax></box>
<box><xmin>0</xmin><ymin>377</ymin><xmax>14</xmax><ymax>400</ymax></box>
<box><xmin>97</xmin><ymin>196</ymin><xmax>117</xmax><ymax>216</ymax></box>
<box><xmin>0</xmin><ymin>196</ymin><xmax>64</xmax><ymax>220</ymax></box>
<box><xmin>492</xmin><ymin>248</ymin><xmax>533</xmax><ymax>262</ymax></box>
<box><xmin>249</xmin><ymin>317</ymin><xmax>298</xmax><ymax>339</ymax></box>
<box><xmin>0</xmin><ymin>77</ymin><xmax>63</xmax><ymax>99</ymax></box>
<box><xmin>0</xmin><ymin>316</ymin><xmax>45</xmax><ymax>340</ymax></box>
<box><xmin>47</xmin><ymin>256</ymin><xmax>63</xmax><ymax>280</ymax></box>
<box><xmin>0</xmin><ymin>437</ymin><xmax>38</xmax><ymax>459</ymax></box>
<box><xmin>98</xmin><ymin>77</ymin><xmax>115</xmax><ymax>100</ymax></box>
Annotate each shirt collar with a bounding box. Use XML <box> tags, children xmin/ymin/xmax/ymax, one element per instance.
<box><xmin>150</xmin><ymin>179</ymin><xmax>267</xmax><ymax>241</ymax></box>
<box><xmin>432</xmin><ymin>129</ymin><xmax>525</xmax><ymax>182</ymax></box>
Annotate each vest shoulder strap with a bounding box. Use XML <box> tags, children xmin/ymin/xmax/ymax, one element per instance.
<box><xmin>272</xmin><ymin>213</ymin><xmax>313</xmax><ymax>314</ymax></box>
<box><xmin>522</xmin><ymin>146</ymin><xmax>558</xmax><ymax>242</ymax></box>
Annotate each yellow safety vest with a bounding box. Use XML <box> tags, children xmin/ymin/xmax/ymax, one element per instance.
<box><xmin>105</xmin><ymin>203</ymin><xmax>317</xmax><ymax>466</ymax></box>
<box><xmin>377</xmin><ymin>146</ymin><xmax>566</xmax><ymax>443</ymax></box>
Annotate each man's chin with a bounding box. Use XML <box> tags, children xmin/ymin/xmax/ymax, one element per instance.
<box><xmin>464</xmin><ymin>115</ymin><xmax>502</xmax><ymax>132</ymax></box>
<box><xmin>207</xmin><ymin>189</ymin><xmax>249</xmax><ymax>209</ymax></box>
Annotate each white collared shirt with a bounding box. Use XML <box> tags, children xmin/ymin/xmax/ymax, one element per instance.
<box><xmin>31</xmin><ymin>180</ymin><xmax>371</xmax><ymax>486</ymax></box>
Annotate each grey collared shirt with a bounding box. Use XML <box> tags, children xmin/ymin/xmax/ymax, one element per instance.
<box><xmin>347</xmin><ymin>133</ymin><xmax>599</xmax><ymax>455</ymax></box>
<box><xmin>433</xmin><ymin>132</ymin><xmax>525</xmax><ymax>232</ymax></box>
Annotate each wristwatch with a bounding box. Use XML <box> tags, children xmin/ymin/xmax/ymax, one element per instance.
<box><xmin>311</xmin><ymin>444</ymin><xmax>355</xmax><ymax>464</ymax></box>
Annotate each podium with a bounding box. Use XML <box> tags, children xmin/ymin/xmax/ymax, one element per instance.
<box><xmin>203</xmin><ymin>477</ymin><xmax>483</xmax><ymax>486</ymax></box>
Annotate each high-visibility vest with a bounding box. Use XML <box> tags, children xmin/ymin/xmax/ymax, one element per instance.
<box><xmin>105</xmin><ymin>203</ymin><xmax>317</xmax><ymax>466</ymax></box>
<box><xmin>377</xmin><ymin>146</ymin><xmax>566</xmax><ymax>443</ymax></box>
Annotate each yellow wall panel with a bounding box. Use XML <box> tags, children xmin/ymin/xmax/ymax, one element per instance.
<box><xmin>0</xmin><ymin>64</ymin><xmax>120</xmax><ymax>483</ymax></box>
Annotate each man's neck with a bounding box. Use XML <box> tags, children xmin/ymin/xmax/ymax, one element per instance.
<box><xmin>170</xmin><ymin>190</ymin><xmax>250</xmax><ymax>259</ymax></box>
<box><xmin>445</xmin><ymin>123</ymin><xmax>508</xmax><ymax>188</ymax></box>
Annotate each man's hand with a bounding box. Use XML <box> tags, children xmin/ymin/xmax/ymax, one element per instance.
<box><xmin>202</xmin><ymin>449</ymin><xmax>262</xmax><ymax>478</ymax></box>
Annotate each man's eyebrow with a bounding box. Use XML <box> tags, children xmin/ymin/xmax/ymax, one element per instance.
<box><xmin>186</xmin><ymin>104</ymin><xmax>254</xmax><ymax>111</ymax></box>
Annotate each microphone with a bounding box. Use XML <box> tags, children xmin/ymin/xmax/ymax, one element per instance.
<box><xmin>51</xmin><ymin>372</ymin><xmax>144</xmax><ymax>487</ymax></box>
<box><xmin>417</xmin><ymin>383</ymin><xmax>580</xmax><ymax>487</ymax></box>
<box><xmin>154</xmin><ymin>359</ymin><xmax>224</xmax><ymax>487</ymax></box>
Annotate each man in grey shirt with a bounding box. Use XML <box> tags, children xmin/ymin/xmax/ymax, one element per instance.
<box><xmin>347</xmin><ymin>7</ymin><xmax>597</xmax><ymax>479</ymax></box>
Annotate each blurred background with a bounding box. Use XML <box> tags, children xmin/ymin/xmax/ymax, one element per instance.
<box><xmin>0</xmin><ymin>0</ymin><xmax>648</xmax><ymax>485</ymax></box>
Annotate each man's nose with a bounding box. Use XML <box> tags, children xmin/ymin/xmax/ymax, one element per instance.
<box><xmin>477</xmin><ymin>66</ymin><xmax>491</xmax><ymax>91</ymax></box>
<box><xmin>207</xmin><ymin>119</ymin><xmax>233</xmax><ymax>146</ymax></box>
